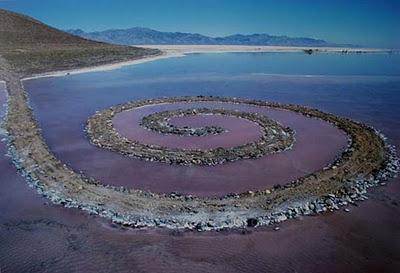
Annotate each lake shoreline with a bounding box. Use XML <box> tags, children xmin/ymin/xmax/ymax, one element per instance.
<box><xmin>22</xmin><ymin>45</ymin><xmax>397</xmax><ymax>81</ymax></box>
<box><xmin>141</xmin><ymin>44</ymin><xmax>396</xmax><ymax>54</ymax></box>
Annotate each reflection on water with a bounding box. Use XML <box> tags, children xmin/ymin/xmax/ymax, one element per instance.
<box><xmin>1</xmin><ymin>53</ymin><xmax>400</xmax><ymax>272</ymax></box>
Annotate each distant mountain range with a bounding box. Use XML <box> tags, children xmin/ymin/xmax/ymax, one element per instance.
<box><xmin>66</xmin><ymin>27</ymin><xmax>354</xmax><ymax>47</ymax></box>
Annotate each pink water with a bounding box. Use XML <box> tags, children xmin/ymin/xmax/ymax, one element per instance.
<box><xmin>114</xmin><ymin>109</ymin><xmax>264</xmax><ymax>150</ymax></box>
<box><xmin>83</xmin><ymin>101</ymin><xmax>349</xmax><ymax>196</ymax></box>
<box><xmin>2</xmin><ymin>53</ymin><xmax>399</xmax><ymax>272</ymax></box>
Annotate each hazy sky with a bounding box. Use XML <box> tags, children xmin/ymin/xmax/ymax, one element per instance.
<box><xmin>1</xmin><ymin>0</ymin><xmax>399</xmax><ymax>48</ymax></box>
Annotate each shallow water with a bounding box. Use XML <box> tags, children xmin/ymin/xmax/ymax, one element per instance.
<box><xmin>58</xmin><ymin>98</ymin><xmax>347</xmax><ymax>196</ymax></box>
<box><xmin>114</xmin><ymin>104</ymin><xmax>265</xmax><ymax>150</ymax></box>
<box><xmin>1</xmin><ymin>53</ymin><xmax>400</xmax><ymax>272</ymax></box>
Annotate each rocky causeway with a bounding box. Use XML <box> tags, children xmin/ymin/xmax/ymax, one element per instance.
<box><xmin>2</xmin><ymin>8</ymin><xmax>399</xmax><ymax>272</ymax></box>
<box><xmin>2</xmin><ymin>68</ymin><xmax>398</xmax><ymax>230</ymax></box>
<box><xmin>86</xmin><ymin>104</ymin><xmax>295</xmax><ymax>166</ymax></box>
<box><xmin>141</xmin><ymin>108</ymin><xmax>228</xmax><ymax>136</ymax></box>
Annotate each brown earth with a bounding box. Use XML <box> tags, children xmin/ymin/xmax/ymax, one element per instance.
<box><xmin>0</xmin><ymin>9</ymin><xmax>160</xmax><ymax>75</ymax></box>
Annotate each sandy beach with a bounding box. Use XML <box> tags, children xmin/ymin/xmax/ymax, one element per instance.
<box><xmin>21</xmin><ymin>53</ymin><xmax>174</xmax><ymax>81</ymax></box>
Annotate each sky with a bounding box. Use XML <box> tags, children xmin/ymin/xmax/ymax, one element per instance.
<box><xmin>0</xmin><ymin>0</ymin><xmax>399</xmax><ymax>48</ymax></box>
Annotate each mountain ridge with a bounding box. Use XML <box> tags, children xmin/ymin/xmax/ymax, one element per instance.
<box><xmin>66</xmin><ymin>27</ymin><xmax>355</xmax><ymax>47</ymax></box>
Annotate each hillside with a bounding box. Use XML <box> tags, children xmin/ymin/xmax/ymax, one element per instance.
<box><xmin>0</xmin><ymin>9</ymin><xmax>160</xmax><ymax>75</ymax></box>
<box><xmin>66</xmin><ymin>27</ymin><xmax>351</xmax><ymax>47</ymax></box>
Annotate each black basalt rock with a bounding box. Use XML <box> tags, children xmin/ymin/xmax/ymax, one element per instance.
<box><xmin>247</xmin><ymin>218</ymin><xmax>258</xmax><ymax>227</ymax></box>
